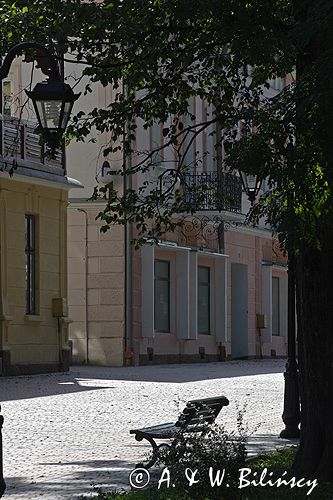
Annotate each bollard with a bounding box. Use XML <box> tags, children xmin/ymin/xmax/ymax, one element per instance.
<box><xmin>0</xmin><ymin>406</ymin><xmax>5</xmax><ymax>497</ymax></box>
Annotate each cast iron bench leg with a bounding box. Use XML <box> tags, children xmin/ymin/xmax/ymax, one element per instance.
<box><xmin>135</xmin><ymin>434</ymin><xmax>160</xmax><ymax>469</ymax></box>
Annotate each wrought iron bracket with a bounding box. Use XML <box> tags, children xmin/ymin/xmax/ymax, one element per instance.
<box><xmin>178</xmin><ymin>214</ymin><xmax>246</xmax><ymax>251</ymax></box>
<box><xmin>0</xmin><ymin>42</ymin><xmax>60</xmax><ymax>81</ymax></box>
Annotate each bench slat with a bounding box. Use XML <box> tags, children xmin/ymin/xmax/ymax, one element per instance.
<box><xmin>183</xmin><ymin>409</ymin><xmax>217</xmax><ymax>419</ymax></box>
<box><xmin>130</xmin><ymin>423</ymin><xmax>175</xmax><ymax>434</ymax></box>
<box><xmin>187</xmin><ymin>396</ymin><xmax>229</xmax><ymax>405</ymax></box>
<box><xmin>175</xmin><ymin>395</ymin><xmax>229</xmax><ymax>427</ymax></box>
<box><xmin>131</xmin><ymin>424</ymin><xmax>180</xmax><ymax>439</ymax></box>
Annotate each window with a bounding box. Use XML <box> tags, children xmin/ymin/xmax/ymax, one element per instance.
<box><xmin>154</xmin><ymin>260</ymin><xmax>170</xmax><ymax>332</ymax></box>
<box><xmin>25</xmin><ymin>215</ymin><xmax>37</xmax><ymax>314</ymax></box>
<box><xmin>198</xmin><ymin>266</ymin><xmax>210</xmax><ymax>334</ymax></box>
<box><xmin>272</xmin><ymin>277</ymin><xmax>280</xmax><ymax>336</ymax></box>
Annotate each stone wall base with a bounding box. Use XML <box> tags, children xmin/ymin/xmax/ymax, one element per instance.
<box><xmin>138</xmin><ymin>353</ymin><xmax>287</xmax><ymax>365</ymax></box>
<box><xmin>0</xmin><ymin>350</ymin><xmax>70</xmax><ymax>376</ymax></box>
<box><xmin>139</xmin><ymin>353</ymin><xmax>224</xmax><ymax>365</ymax></box>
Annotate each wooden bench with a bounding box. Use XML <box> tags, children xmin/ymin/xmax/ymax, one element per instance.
<box><xmin>130</xmin><ymin>395</ymin><xmax>229</xmax><ymax>469</ymax></box>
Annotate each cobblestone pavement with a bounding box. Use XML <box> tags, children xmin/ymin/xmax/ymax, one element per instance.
<box><xmin>1</xmin><ymin>359</ymin><xmax>291</xmax><ymax>499</ymax></box>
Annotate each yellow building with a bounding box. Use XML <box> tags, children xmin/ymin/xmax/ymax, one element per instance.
<box><xmin>0</xmin><ymin>117</ymin><xmax>82</xmax><ymax>375</ymax></box>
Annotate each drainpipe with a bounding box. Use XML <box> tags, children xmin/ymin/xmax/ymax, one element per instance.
<box><xmin>123</xmin><ymin>81</ymin><xmax>134</xmax><ymax>365</ymax></box>
<box><xmin>124</xmin><ymin>198</ymin><xmax>133</xmax><ymax>364</ymax></box>
<box><xmin>77</xmin><ymin>208</ymin><xmax>89</xmax><ymax>364</ymax></box>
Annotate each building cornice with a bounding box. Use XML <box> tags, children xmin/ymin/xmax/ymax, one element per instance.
<box><xmin>0</xmin><ymin>163</ymin><xmax>83</xmax><ymax>191</ymax></box>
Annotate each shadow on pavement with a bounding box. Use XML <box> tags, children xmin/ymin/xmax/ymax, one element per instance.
<box><xmin>72</xmin><ymin>359</ymin><xmax>286</xmax><ymax>384</ymax></box>
<box><xmin>4</xmin><ymin>459</ymin><xmax>134</xmax><ymax>499</ymax></box>
<box><xmin>0</xmin><ymin>372</ymin><xmax>110</xmax><ymax>402</ymax></box>
<box><xmin>246</xmin><ymin>433</ymin><xmax>299</xmax><ymax>458</ymax></box>
<box><xmin>0</xmin><ymin>359</ymin><xmax>286</xmax><ymax>402</ymax></box>
<box><xmin>5</xmin><ymin>437</ymin><xmax>299</xmax><ymax>498</ymax></box>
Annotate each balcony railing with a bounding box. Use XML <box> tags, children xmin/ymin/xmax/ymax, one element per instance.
<box><xmin>183</xmin><ymin>171</ymin><xmax>242</xmax><ymax>212</ymax></box>
<box><xmin>0</xmin><ymin>117</ymin><xmax>64</xmax><ymax>176</ymax></box>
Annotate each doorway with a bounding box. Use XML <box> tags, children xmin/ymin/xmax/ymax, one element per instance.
<box><xmin>231</xmin><ymin>263</ymin><xmax>248</xmax><ymax>358</ymax></box>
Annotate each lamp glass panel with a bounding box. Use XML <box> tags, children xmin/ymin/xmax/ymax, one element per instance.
<box><xmin>60</xmin><ymin>101</ymin><xmax>74</xmax><ymax>130</ymax></box>
<box><xmin>240</xmin><ymin>171</ymin><xmax>248</xmax><ymax>189</ymax></box>
<box><xmin>35</xmin><ymin>100</ymin><xmax>62</xmax><ymax>130</ymax></box>
<box><xmin>35</xmin><ymin>101</ymin><xmax>47</xmax><ymax>128</ymax></box>
<box><xmin>240</xmin><ymin>171</ymin><xmax>259</xmax><ymax>194</ymax></box>
<box><xmin>246</xmin><ymin>174</ymin><xmax>258</xmax><ymax>190</ymax></box>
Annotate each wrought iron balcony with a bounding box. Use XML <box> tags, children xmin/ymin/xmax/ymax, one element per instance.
<box><xmin>0</xmin><ymin>117</ymin><xmax>64</xmax><ymax>175</ymax></box>
<box><xmin>183</xmin><ymin>171</ymin><xmax>242</xmax><ymax>212</ymax></box>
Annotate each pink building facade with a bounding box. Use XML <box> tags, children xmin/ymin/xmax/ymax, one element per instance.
<box><xmin>131</xmin><ymin>222</ymin><xmax>287</xmax><ymax>365</ymax></box>
<box><xmin>68</xmin><ymin>87</ymin><xmax>288</xmax><ymax>366</ymax></box>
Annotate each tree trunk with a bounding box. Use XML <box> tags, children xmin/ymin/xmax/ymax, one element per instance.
<box><xmin>291</xmin><ymin>0</ymin><xmax>333</xmax><ymax>479</ymax></box>
<box><xmin>294</xmin><ymin>223</ymin><xmax>333</xmax><ymax>479</ymax></box>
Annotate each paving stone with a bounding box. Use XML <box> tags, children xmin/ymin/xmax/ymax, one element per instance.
<box><xmin>0</xmin><ymin>359</ymin><xmax>289</xmax><ymax>499</ymax></box>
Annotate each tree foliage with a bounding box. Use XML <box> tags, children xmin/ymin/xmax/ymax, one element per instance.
<box><xmin>0</xmin><ymin>0</ymin><xmax>298</xmax><ymax>244</ymax></box>
<box><xmin>2</xmin><ymin>0</ymin><xmax>333</xmax><ymax>481</ymax></box>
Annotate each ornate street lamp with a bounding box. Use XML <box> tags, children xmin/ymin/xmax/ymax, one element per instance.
<box><xmin>280</xmin><ymin>191</ymin><xmax>300</xmax><ymax>438</ymax></box>
<box><xmin>239</xmin><ymin>168</ymin><xmax>300</xmax><ymax>438</ymax></box>
<box><xmin>0</xmin><ymin>42</ymin><xmax>79</xmax><ymax>151</ymax></box>
<box><xmin>0</xmin><ymin>42</ymin><xmax>80</xmax><ymax>498</ymax></box>
<box><xmin>239</xmin><ymin>171</ymin><xmax>262</xmax><ymax>205</ymax></box>
<box><xmin>280</xmin><ymin>250</ymin><xmax>300</xmax><ymax>438</ymax></box>
<box><xmin>26</xmin><ymin>79</ymin><xmax>79</xmax><ymax>150</ymax></box>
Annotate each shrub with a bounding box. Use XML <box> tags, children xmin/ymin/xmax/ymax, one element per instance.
<box><xmin>156</xmin><ymin>409</ymin><xmax>248</xmax><ymax>500</ymax></box>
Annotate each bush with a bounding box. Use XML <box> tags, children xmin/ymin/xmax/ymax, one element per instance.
<box><xmin>156</xmin><ymin>409</ymin><xmax>248</xmax><ymax>500</ymax></box>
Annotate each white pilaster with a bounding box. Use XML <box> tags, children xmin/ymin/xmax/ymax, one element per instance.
<box><xmin>214</xmin><ymin>256</ymin><xmax>228</xmax><ymax>342</ymax></box>
<box><xmin>189</xmin><ymin>250</ymin><xmax>198</xmax><ymax>340</ymax></box>
<box><xmin>176</xmin><ymin>249</ymin><xmax>190</xmax><ymax>339</ymax></box>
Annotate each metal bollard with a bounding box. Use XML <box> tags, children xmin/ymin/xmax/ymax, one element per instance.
<box><xmin>0</xmin><ymin>406</ymin><xmax>5</xmax><ymax>497</ymax></box>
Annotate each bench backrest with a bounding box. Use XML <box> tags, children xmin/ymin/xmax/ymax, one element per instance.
<box><xmin>175</xmin><ymin>395</ymin><xmax>229</xmax><ymax>429</ymax></box>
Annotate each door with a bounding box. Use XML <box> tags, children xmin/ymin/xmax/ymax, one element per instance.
<box><xmin>231</xmin><ymin>263</ymin><xmax>248</xmax><ymax>358</ymax></box>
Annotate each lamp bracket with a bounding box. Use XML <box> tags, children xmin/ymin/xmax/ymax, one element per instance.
<box><xmin>0</xmin><ymin>42</ymin><xmax>60</xmax><ymax>81</ymax></box>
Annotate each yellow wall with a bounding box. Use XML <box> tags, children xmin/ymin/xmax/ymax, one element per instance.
<box><xmin>0</xmin><ymin>177</ymin><xmax>70</xmax><ymax>373</ymax></box>
<box><xmin>67</xmin><ymin>204</ymin><xmax>125</xmax><ymax>367</ymax></box>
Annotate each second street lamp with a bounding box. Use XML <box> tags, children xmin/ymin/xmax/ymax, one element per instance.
<box><xmin>238</xmin><ymin>168</ymin><xmax>300</xmax><ymax>439</ymax></box>
<box><xmin>239</xmin><ymin>171</ymin><xmax>262</xmax><ymax>205</ymax></box>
